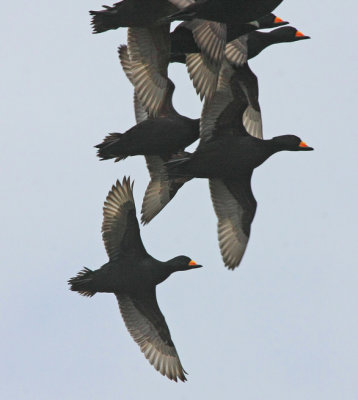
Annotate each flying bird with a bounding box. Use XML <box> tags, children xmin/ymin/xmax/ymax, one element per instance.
<box><xmin>68</xmin><ymin>178</ymin><xmax>202</xmax><ymax>381</ymax></box>
<box><xmin>96</xmin><ymin>26</ymin><xmax>200</xmax><ymax>224</ymax></box>
<box><xmin>90</xmin><ymin>0</ymin><xmax>179</xmax><ymax>32</ymax></box>
<box><xmin>169</xmin><ymin>13</ymin><xmax>287</xmax><ymax>62</ymax></box>
<box><xmin>166</xmin><ymin>0</ymin><xmax>284</xmax><ymax>24</ymax></box>
<box><xmin>165</xmin><ymin>62</ymin><xmax>313</xmax><ymax>269</ymax></box>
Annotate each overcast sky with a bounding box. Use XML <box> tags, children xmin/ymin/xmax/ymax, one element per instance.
<box><xmin>1</xmin><ymin>1</ymin><xmax>357</xmax><ymax>399</ymax></box>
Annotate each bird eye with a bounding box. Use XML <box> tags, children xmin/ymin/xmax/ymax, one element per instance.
<box><xmin>188</xmin><ymin>260</ymin><xmax>197</xmax><ymax>266</ymax></box>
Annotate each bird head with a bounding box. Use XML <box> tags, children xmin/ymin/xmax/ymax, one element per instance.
<box><xmin>167</xmin><ymin>256</ymin><xmax>203</xmax><ymax>272</ymax></box>
<box><xmin>270</xmin><ymin>26</ymin><xmax>311</xmax><ymax>42</ymax></box>
<box><xmin>255</xmin><ymin>14</ymin><xmax>289</xmax><ymax>29</ymax></box>
<box><xmin>272</xmin><ymin>135</ymin><xmax>314</xmax><ymax>151</ymax></box>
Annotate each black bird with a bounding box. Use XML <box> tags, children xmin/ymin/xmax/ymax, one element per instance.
<box><xmin>166</xmin><ymin>0</ymin><xmax>284</xmax><ymax>24</ymax></box>
<box><xmin>96</xmin><ymin>27</ymin><xmax>199</xmax><ymax>159</ymax></box>
<box><xmin>95</xmin><ymin>96</ymin><xmax>199</xmax><ymax>162</ymax></box>
<box><xmin>89</xmin><ymin>0</ymin><xmax>179</xmax><ymax>32</ymax></box>
<box><xmin>169</xmin><ymin>14</ymin><xmax>288</xmax><ymax>63</ymax></box>
<box><xmin>95</xmin><ymin>26</ymin><xmax>200</xmax><ymax>154</ymax></box>
<box><xmin>96</xmin><ymin>25</ymin><xmax>200</xmax><ymax>223</ymax></box>
<box><xmin>165</xmin><ymin>64</ymin><xmax>313</xmax><ymax>269</ymax></box>
<box><xmin>187</xmin><ymin>26</ymin><xmax>310</xmax><ymax>99</ymax></box>
<box><xmin>68</xmin><ymin>178</ymin><xmax>202</xmax><ymax>381</ymax></box>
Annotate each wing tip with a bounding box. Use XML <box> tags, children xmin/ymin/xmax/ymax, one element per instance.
<box><xmin>103</xmin><ymin>177</ymin><xmax>135</xmax><ymax>217</ymax></box>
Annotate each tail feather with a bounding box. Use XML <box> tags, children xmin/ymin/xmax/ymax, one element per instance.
<box><xmin>165</xmin><ymin>155</ymin><xmax>193</xmax><ymax>179</ymax></box>
<box><xmin>163</xmin><ymin>4</ymin><xmax>197</xmax><ymax>23</ymax></box>
<box><xmin>89</xmin><ymin>5</ymin><xmax>124</xmax><ymax>34</ymax></box>
<box><xmin>95</xmin><ymin>133</ymin><xmax>128</xmax><ymax>162</ymax></box>
<box><xmin>68</xmin><ymin>267</ymin><xmax>97</xmax><ymax>297</ymax></box>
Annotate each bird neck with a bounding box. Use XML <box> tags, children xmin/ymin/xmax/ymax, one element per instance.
<box><xmin>227</xmin><ymin>24</ymin><xmax>255</xmax><ymax>42</ymax></box>
<box><xmin>150</xmin><ymin>262</ymin><xmax>173</xmax><ymax>285</ymax></box>
<box><xmin>247</xmin><ymin>31</ymin><xmax>283</xmax><ymax>59</ymax></box>
<box><xmin>267</xmin><ymin>138</ymin><xmax>290</xmax><ymax>154</ymax></box>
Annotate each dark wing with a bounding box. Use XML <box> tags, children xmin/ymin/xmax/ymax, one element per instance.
<box><xmin>237</xmin><ymin>63</ymin><xmax>263</xmax><ymax>139</ymax></box>
<box><xmin>186</xmin><ymin>52</ymin><xmax>220</xmax><ymax>100</ymax></box>
<box><xmin>209</xmin><ymin>176</ymin><xmax>257</xmax><ymax>269</ymax></box>
<box><xmin>118</xmin><ymin>45</ymin><xmax>151</xmax><ymax>124</ymax></box>
<box><xmin>118</xmin><ymin>44</ymin><xmax>135</xmax><ymax>85</ymax></box>
<box><xmin>119</xmin><ymin>51</ymin><xmax>186</xmax><ymax>224</ymax></box>
<box><xmin>102</xmin><ymin>178</ymin><xmax>147</xmax><ymax>260</ymax></box>
<box><xmin>224</xmin><ymin>35</ymin><xmax>248</xmax><ymax>66</ymax></box>
<box><xmin>126</xmin><ymin>25</ymin><xmax>173</xmax><ymax>117</ymax></box>
<box><xmin>185</xmin><ymin>20</ymin><xmax>227</xmax><ymax>100</ymax></box>
<box><xmin>191</xmin><ymin>20</ymin><xmax>227</xmax><ymax>64</ymax></box>
<box><xmin>141</xmin><ymin>156</ymin><xmax>188</xmax><ymax>224</ymax></box>
<box><xmin>199</xmin><ymin>60</ymin><xmax>249</xmax><ymax>143</ymax></box>
<box><xmin>116</xmin><ymin>288</ymin><xmax>187</xmax><ymax>382</ymax></box>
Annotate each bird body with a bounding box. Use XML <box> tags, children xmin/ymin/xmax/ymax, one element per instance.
<box><xmin>168</xmin><ymin>135</ymin><xmax>312</xmax><ymax>180</ymax></box>
<box><xmin>171</xmin><ymin>136</ymin><xmax>276</xmax><ymax>179</ymax></box>
<box><xmin>96</xmin><ymin>116</ymin><xmax>199</xmax><ymax>161</ymax></box>
<box><xmin>167</xmin><ymin>0</ymin><xmax>284</xmax><ymax>23</ymax></box>
<box><xmin>90</xmin><ymin>0</ymin><xmax>178</xmax><ymax>32</ymax></box>
<box><xmin>71</xmin><ymin>256</ymin><xmax>186</xmax><ymax>295</ymax></box>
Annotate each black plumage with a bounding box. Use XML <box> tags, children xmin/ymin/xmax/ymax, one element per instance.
<box><xmin>96</xmin><ymin>25</ymin><xmax>200</xmax><ymax>224</ymax></box>
<box><xmin>96</xmin><ymin>110</ymin><xmax>199</xmax><ymax>161</ymax></box>
<box><xmin>245</xmin><ymin>27</ymin><xmax>311</xmax><ymax>59</ymax></box>
<box><xmin>167</xmin><ymin>0</ymin><xmax>284</xmax><ymax>24</ymax></box>
<box><xmin>68</xmin><ymin>178</ymin><xmax>202</xmax><ymax>381</ymax></box>
<box><xmin>165</xmin><ymin>65</ymin><xmax>313</xmax><ymax>269</ymax></box>
<box><xmin>96</xmin><ymin>26</ymin><xmax>199</xmax><ymax>162</ymax></box>
<box><xmin>89</xmin><ymin>0</ymin><xmax>178</xmax><ymax>32</ymax></box>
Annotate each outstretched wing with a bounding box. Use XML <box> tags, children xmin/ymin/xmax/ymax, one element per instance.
<box><xmin>199</xmin><ymin>60</ymin><xmax>249</xmax><ymax>143</ymax></box>
<box><xmin>126</xmin><ymin>25</ymin><xmax>173</xmax><ymax>117</ymax></box>
<box><xmin>224</xmin><ymin>35</ymin><xmax>248</xmax><ymax>66</ymax></box>
<box><xmin>184</xmin><ymin>20</ymin><xmax>227</xmax><ymax>100</ymax></box>
<box><xmin>102</xmin><ymin>177</ymin><xmax>147</xmax><ymax>260</ymax></box>
<box><xmin>116</xmin><ymin>288</ymin><xmax>187</xmax><ymax>382</ymax></box>
<box><xmin>237</xmin><ymin>63</ymin><xmax>263</xmax><ymax>139</ymax></box>
<box><xmin>186</xmin><ymin>52</ymin><xmax>220</xmax><ymax>100</ymax></box>
<box><xmin>209</xmin><ymin>176</ymin><xmax>257</xmax><ymax>269</ymax></box>
<box><xmin>141</xmin><ymin>156</ymin><xmax>188</xmax><ymax>224</ymax></box>
<box><xmin>199</xmin><ymin>60</ymin><xmax>263</xmax><ymax>143</ymax></box>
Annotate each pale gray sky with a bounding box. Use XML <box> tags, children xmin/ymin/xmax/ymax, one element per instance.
<box><xmin>1</xmin><ymin>1</ymin><xmax>357</xmax><ymax>399</ymax></box>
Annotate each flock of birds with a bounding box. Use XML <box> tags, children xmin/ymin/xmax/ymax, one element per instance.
<box><xmin>68</xmin><ymin>0</ymin><xmax>313</xmax><ymax>382</ymax></box>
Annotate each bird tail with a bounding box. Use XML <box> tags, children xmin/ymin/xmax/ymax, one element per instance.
<box><xmin>162</xmin><ymin>4</ymin><xmax>197</xmax><ymax>23</ymax></box>
<box><xmin>95</xmin><ymin>133</ymin><xmax>128</xmax><ymax>162</ymax></box>
<box><xmin>165</xmin><ymin>153</ymin><xmax>193</xmax><ymax>180</ymax></box>
<box><xmin>89</xmin><ymin>4</ymin><xmax>125</xmax><ymax>33</ymax></box>
<box><xmin>68</xmin><ymin>267</ymin><xmax>97</xmax><ymax>297</ymax></box>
